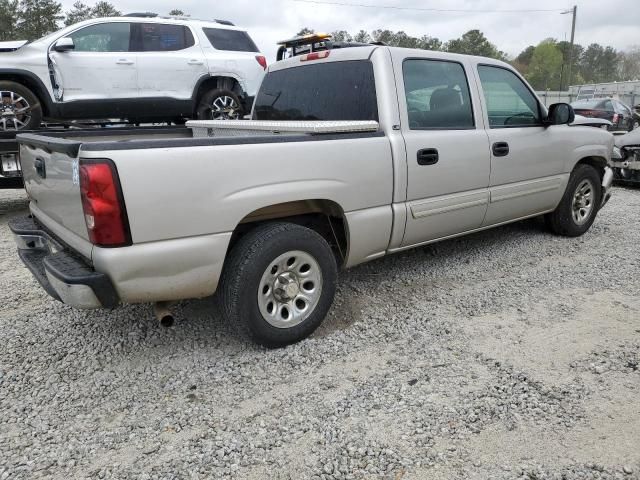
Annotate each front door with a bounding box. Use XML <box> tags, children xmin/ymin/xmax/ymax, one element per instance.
<box><xmin>392</xmin><ymin>54</ymin><xmax>491</xmax><ymax>247</ymax></box>
<box><xmin>475</xmin><ymin>65</ymin><xmax>567</xmax><ymax>226</ymax></box>
<box><xmin>50</xmin><ymin>22</ymin><xmax>138</xmax><ymax>102</ymax></box>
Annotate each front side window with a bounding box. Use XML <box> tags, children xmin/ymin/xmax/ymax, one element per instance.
<box><xmin>254</xmin><ymin>61</ymin><xmax>378</xmax><ymax>121</ymax></box>
<box><xmin>477</xmin><ymin>65</ymin><xmax>541</xmax><ymax>127</ymax></box>
<box><xmin>203</xmin><ymin>28</ymin><xmax>258</xmax><ymax>52</ymax></box>
<box><xmin>135</xmin><ymin>23</ymin><xmax>194</xmax><ymax>52</ymax></box>
<box><xmin>403</xmin><ymin>59</ymin><xmax>474</xmax><ymax>129</ymax></box>
<box><xmin>69</xmin><ymin>22</ymin><xmax>131</xmax><ymax>52</ymax></box>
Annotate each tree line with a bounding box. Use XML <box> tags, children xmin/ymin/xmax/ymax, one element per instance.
<box><xmin>298</xmin><ymin>27</ymin><xmax>640</xmax><ymax>90</ymax></box>
<box><xmin>0</xmin><ymin>0</ymin><xmax>185</xmax><ymax>41</ymax></box>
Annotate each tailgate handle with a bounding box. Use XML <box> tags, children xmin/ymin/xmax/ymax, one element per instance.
<box><xmin>34</xmin><ymin>157</ymin><xmax>46</xmax><ymax>179</ymax></box>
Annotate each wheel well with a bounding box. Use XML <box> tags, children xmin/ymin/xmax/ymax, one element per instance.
<box><xmin>194</xmin><ymin>76</ymin><xmax>244</xmax><ymax>111</ymax></box>
<box><xmin>228</xmin><ymin>200</ymin><xmax>349</xmax><ymax>267</ymax></box>
<box><xmin>576</xmin><ymin>156</ymin><xmax>607</xmax><ymax>179</ymax></box>
<box><xmin>0</xmin><ymin>74</ymin><xmax>50</xmax><ymax>116</ymax></box>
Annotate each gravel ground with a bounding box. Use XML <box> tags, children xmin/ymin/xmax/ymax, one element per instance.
<box><xmin>0</xmin><ymin>186</ymin><xmax>639</xmax><ymax>480</ymax></box>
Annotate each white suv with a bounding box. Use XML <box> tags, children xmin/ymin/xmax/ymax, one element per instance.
<box><xmin>0</xmin><ymin>14</ymin><xmax>266</xmax><ymax>131</ymax></box>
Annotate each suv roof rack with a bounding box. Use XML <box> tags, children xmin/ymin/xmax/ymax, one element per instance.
<box><xmin>124</xmin><ymin>12</ymin><xmax>158</xmax><ymax>17</ymax></box>
<box><xmin>276</xmin><ymin>33</ymin><xmax>382</xmax><ymax>61</ymax></box>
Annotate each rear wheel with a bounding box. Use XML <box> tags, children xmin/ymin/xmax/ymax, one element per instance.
<box><xmin>196</xmin><ymin>88</ymin><xmax>243</xmax><ymax>121</ymax></box>
<box><xmin>545</xmin><ymin>164</ymin><xmax>602</xmax><ymax>237</ymax></box>
<box><xmin>219</xmin><ymin>222</ymin><xmax>337</xmax><ymax>347</ymax></box>
<box><xmin>0</xmin><ymin>81</ymin><xmax>42</xmax><ymax>131</ymax></box>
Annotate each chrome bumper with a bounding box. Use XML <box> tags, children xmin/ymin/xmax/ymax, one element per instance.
<box><xmin>601</xmin><ymin>166</ymin><xmax>613</xmax><ymax>208</ymax></box>
<box><xmin>9</xmin><ymin>216</ymin><xmax>119</xmax><ymax>309</ymax></box>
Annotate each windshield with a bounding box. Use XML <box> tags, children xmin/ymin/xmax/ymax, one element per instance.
<box><xmin>253</xmin><ymin>60</ymin><xmax>378</xmax><ymax>121</ymax></box>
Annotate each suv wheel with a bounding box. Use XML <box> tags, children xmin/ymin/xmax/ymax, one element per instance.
<box><xmin>0</xmin><ymin>81</ymin><xmax>42</xmax><ymax>131</ymax></box>
<box><xmin>196</xmin><ymin>88</ymin><xmax>243</xmax><ymax>121</ymax></box>
<box><xmin>546</xmin><ymin>164</ymin><xmax>602</xmax><ymax>237</ymax></box>
<box><xmin>220</xmin><ymin>222</ymin><xmax>338</xmax><ymax>347</ymax></box>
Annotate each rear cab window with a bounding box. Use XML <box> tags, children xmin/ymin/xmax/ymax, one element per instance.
<box><xmin>203</xmin><ymin>28</ymin><xmax>258</xmax><ymax>52</ymax></box>
<box><xmin>402</xmin><ymin>59</ymin><xmax>474</xmax><ymax>129</ymax></box>
<box><xmin>253</xmin><ymin>60</ymin><xmax>378</xmax><ymax>121</ymax></box>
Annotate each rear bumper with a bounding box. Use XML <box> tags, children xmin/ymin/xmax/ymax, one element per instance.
<box><xmin>9</xmin><ymin>216</ymin><xmax>119</xmax><ymax>309</ymax></box>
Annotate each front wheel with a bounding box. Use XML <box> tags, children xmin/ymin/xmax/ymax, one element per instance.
<box><xmin>545</xmin><ymin>164</ymin><xmax>602</xmax><ymax>237</ymax></box>
<box><xmin>195</xmin><ymin>88</ymin><xmax>243</xmax><ymax>121</ymax></box>
<box><xmin>219</xmin><ymin>222</ymin><xmax>338</xmax><ymax>347</ymax></box>
<box><xmin>0</xmin><ymin>81</ymin><xmax>42</xmax><ymax>131</ymax></box>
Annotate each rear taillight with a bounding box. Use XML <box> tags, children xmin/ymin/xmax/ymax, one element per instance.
<box><xmin>255</xmin><ymin>55</ymin><xmax>267</xmax><ymax>70</ymax></box>
<box><xmin>612</xmin><ymin>113</ymin><xmax>619</xmax><ymax>124</ymax></box>
<box><xmin>300</xmin><ymin>51</ymin><xmax>330</xmax><ymax>62</ymax></box>
<box><xmin>79</xmin><ymin>159</ymin><xmax>131</xmax><ymax>247</ymax></box>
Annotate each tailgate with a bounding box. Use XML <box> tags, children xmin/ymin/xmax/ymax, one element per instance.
<box><xmin>18</xmin><ymin>133</ymin><xmax>90</xmax><ymax>248</ymax></box>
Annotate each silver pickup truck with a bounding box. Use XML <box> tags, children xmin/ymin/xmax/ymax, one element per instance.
<box><xmin>10</xmin><ymin>45</ymin><xmax>614</xmax><ymax>346</ymax></box>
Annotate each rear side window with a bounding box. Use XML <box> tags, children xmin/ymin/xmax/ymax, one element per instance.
<box><xmin>403</xmin><ymin>59</ymin><xmax>474</xmax><ymax>129</ymax></box>
<box><xmin>477</xmin><ymin>65</ymin><xmax>541</xmax><ymax>128</ymax></box>
<box><xmin>203</xmin><ymin>28</ymin><xmax>258</xmax><ymax>52</ymax></box>
<box><xmin>70</xmin><ymin>23</ymin><xmax>131</xmax><ymax>52</ymax></box>
<box><xmin>134</xmin><ymin>23</ymin><xmax>195</xmax><ymax>52</ymax></box>
<box><xmin>253</xmin><ymin>61</ymin><xmax>378</xmax><ymax>121</ymax></box>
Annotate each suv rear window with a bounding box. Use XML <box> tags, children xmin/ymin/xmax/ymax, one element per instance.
<box><xmin>203</xmin><ymin>28</ymin><xmax>258</xmax><ymax>52</ymax></box>
<box><xmin>253</xmin><ymin>61</ymin><xmax>378</xmax><ymax>121</ymax></box>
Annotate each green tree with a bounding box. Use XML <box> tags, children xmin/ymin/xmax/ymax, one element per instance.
<box><xmin>525</xmin><ymin>39</ymin><xmax>563</xmax><ymax>90</ymax></box>
<box><xmin>168</xmin><ymin>9</ymin><xmax>185</xmax><ymax>16</ymax></box>
<box><xmin>90</xmin><ymin>1</ymin><xmax>120</xmax><ymax>18</ymax></box>
<box><xmin>17</xmin><ymin>0</ymin><xmax>63</xmax><ymax>40</ymax></box>
<box><xmin>445</xmin><ymin>29</ymin><xmax>506</xmax><ymax>60</ymax></box>
<box><xmin>619</xmin><ymin>47</ymin><xmax>640</xmax><ymax>81</ymax></box>
<box><xmin>331</xmin><ymin>30</ymin><xmax>352</xmax><ymax>42</ymax></box>
<box><xmin>556</xmin><ymin>40</ymin><xmax>583</xmax><ymax>87</ymax></box>
<box><xmin>64</xmin><ymin>1</ymin><xmax>91</xmax><ymax>26</ymax></box>
<box><xmin>295</xmin><ymin>27</ymin><xmax>314</xmax><ymax>36</ymax></box>
<box><xmin>0</xmin><ymin>0</ymin><xmax>20</xmax><ymax>40</ymax></box>
<box><xmin>418</xmin><ymin>35</ymin><xmax>442</xmax><ymax>51</ymax></box>
<box><xmin>353</xmin><ymin>30</ymin><xmax>370</xmax><ymax>43</ymax></box>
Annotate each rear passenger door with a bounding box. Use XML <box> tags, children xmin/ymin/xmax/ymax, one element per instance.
<box><xmin>133</xmin><ymin>23</ymin><xmax>207</xmax><ymax>99</ymax></box>
<box><xmin>392</xmin><ymin>53</ymin><xmax>490</xmax><ymax>247</ymax></box>
<box><xmin>476</xmin><ymin>64</ymin><xmax>567</xmax><ymax>226</ymax></box>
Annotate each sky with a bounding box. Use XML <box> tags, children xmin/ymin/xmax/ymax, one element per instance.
<box><xmin>59</xmin><ymin>0</ymin><xmax>640</xmax><ymax>61</ymax></box>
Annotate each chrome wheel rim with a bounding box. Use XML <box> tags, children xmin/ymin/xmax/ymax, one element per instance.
<box><xmin>572</xmin><ymin>178</ymin><xmax>595</xmax><ymax>225</ymax></box>
<box><xmin>209</xmin><ymin>95</ymin><xmax>240</xmax><ymax>120</ymax></box>
<box><xmin>0</xmin><ymin>90</ymin><xmax>32</xmax><ymax>131</ymax></box>
<box><xmin>257</xmin><ymin>250</ymin><xmax>323</xmax><ymax>328</ymax></box>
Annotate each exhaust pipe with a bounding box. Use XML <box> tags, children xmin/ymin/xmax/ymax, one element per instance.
<box><xmin>154</xmin><ymin>301</ymin><xmax>175</xmax><ymax>327</ymax></box>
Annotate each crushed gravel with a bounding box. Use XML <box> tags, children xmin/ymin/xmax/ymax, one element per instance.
<box><xmin>0</xmin><ymin>186</ymin><xmax>639</xmax><ymax>480</ymax></box>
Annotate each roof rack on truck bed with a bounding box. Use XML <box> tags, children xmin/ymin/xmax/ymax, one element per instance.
<box><xmin>275</xmin><ymin>33</ymin><xmax>383</xmax><ymax>61</ymax></box>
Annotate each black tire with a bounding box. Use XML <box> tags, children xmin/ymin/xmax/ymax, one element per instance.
<box><xmin>0</xmin><ymin>80</ymin><xmax>42</xmax><ymax>131</ymax></box>
<box><xmin>195</xmin><ymin>88</ymin><xmax>243</xmax><ymax>120</ymax></box>
<box><xmin>545</xmin><ymin>164</ymin><xmax>602</xmax><ymax>237</ymax></box>
<box><xmin>219</xmin><ymin>222</ymin><xmax>338</xmax><ymax>347</ymax></box>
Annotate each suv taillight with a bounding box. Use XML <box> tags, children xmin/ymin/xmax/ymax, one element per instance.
<box><xmin>255</xmin><ymin>55</ymin><xmax>267</xmax><ymax>70</ymax></box>
<box><xmin>79</xmin><ymin>159</ymin><xmax>131</xmax><ymax>247</ymax></box>
<box><xmin>612</xmin><ymin>113</ymin><xmax>620</xmax><ymax>124</ymax></box>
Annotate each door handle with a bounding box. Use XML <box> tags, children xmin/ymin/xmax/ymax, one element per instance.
<box><xmin>492</xmin><ymin>142</ymin><xmax>509</xmax><ymax>157</ymax></box>
<box><xmin>417</xmin><ymin>148</ymin><xmax>439</xmax><ymax>166</ymax></box>
<box><xmin>188</xmin><ymin>59</ymin><xmax>204</xmax><ymax>65</ymax></box>
<box><xmin>116</xmin><ymin>59</ymin><xmax>134</xmax><ymax>65</ymax></box>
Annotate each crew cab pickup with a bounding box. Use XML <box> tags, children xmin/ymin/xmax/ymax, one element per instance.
<box><xmin>10</xmin><ymin>46</ymin><xmax>614</xmax><ymax>346</ymax></box>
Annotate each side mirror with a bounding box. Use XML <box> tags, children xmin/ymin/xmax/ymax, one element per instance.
<box><xmin>53</xmin><ymin>37</ymin><xmax>75</xmax><ymax>52</ymax></box>
<box><xmin>546</xmin><ymin>102</ymin><xmax>575</xmax><ymax>126</ymax></box>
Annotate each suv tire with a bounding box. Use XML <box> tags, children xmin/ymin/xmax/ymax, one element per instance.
<box><xmin>0</xmin><ymin>81</ymin><xmax>42</xmax><ymax>131</ymax></box>
<box><xmin>219</xmin><ymin>222</ymin><xmax>338</xmax><ymax>347</ymax></box>
<box><xmin>196</xmin><ymin>88</ymin><xmax>243</xmax><ymax>121</ymax></box>
<box><xmin>546</xmin><ymin>164</ymin><xmax>602</xmax><ymax>237</ymax></box>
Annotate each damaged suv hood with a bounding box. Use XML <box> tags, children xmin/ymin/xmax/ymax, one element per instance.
<box><xmin>0</xmin><ymin>40</ymin><xmax>29</xmax><ymax>52</ymax></box>
<box><xmin>615</xmin><ymin>129</ymin><xmax>640</xmax><ymax>148</ymax></box>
